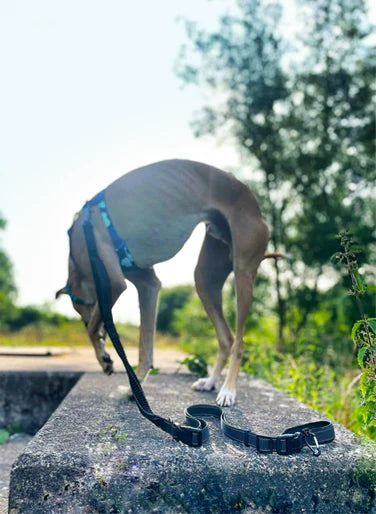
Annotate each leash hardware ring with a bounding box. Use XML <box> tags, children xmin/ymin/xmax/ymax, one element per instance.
<box><xmin>275</xmin><ymin>432</ymin><xmax>302</xmax><ymax>455</ymax></box>
<box><xmin>302</xmin><ymin>429</ymin><xmax>321</xmax><ymax>457</ymax></box>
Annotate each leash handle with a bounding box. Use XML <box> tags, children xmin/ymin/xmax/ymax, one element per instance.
<box><xmin>185</xmin><ymin>405</ymin><xmax>335</xmax><ymax>455</ymax></box>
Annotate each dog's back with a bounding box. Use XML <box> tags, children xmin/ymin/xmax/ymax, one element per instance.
<box><xmin>101</xmin><ymin>159</ymin><xmax>261</xmax><ymax>268</ymax></box>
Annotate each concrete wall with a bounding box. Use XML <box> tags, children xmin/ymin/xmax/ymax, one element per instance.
<box><xmin>0</xmin><ymin>371</ymin><xmax>82</xmax><ymax>434</ymax></box>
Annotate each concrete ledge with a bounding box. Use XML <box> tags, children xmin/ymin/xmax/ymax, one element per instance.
<box><xmin>0</xmin><ymin>371</ymin><xmax>82</xmax><ymax>435</ymax></box>
<box><xmin>9</xmin><ymin>373</ymin><xmax>376</xmax><ymax>513</ymax></box>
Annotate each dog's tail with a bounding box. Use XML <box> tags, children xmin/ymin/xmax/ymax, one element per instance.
<box><xmin>261</xmin><ymin>252</ymin><xmax>287</xmax><ymax>261</ymax></box>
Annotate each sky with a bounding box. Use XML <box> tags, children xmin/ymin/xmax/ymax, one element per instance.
<box><xmin>0</xmin><ymin>0</ymin><xmax>374</xmax><ymax>324</ymax></box>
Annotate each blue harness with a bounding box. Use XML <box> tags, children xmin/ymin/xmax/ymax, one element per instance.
<box><xmin>88</xmin><ymin>190</ymin><xmax>136</xmax><ymax>270</ymax></box>
<box><xmin>65</xmin><ymin>189</ymin><xmax>137</xmax><ymax>304</ymax></box>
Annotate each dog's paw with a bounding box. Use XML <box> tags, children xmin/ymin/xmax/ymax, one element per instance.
<box><xmin>121</xmin><ymin>386</ymin><xmax>134</xmax><ymax>401</ymax></box>
<box><xmin>101</xmin><ymin>353</ymin><xmax>114</xmax><ymax>375</ymax></box>
<box><xmin>109</xmin><ymin>385</ymin><xmax>134</xmax><ymax>401</ymax></box>
<box><xmin>216</xmin><ymin>386</ymin><xmax>236</xmax><ymax>407</ymax></box>
<box><xmin>192</xmin><ymin>376</ymin><xmax>217</xmax><ymax>392</ymax></box>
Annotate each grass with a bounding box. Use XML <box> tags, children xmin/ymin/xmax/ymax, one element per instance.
<box><xmin>0</xmin><ymin>320</ymin><xmax>89</xmax><ymax>347</ymax></box>
<box><xmin>0</xmin><ymin>320</ymin><xmax>180</xmax><ymax>348</ymax></box>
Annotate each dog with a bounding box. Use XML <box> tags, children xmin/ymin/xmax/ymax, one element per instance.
<box><xmin>56</xmin><ymin>159</ymin><xmax>272</xmax><ymax>406</ymax></box>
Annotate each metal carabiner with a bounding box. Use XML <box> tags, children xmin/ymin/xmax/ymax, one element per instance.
<box><xmin>302</xmin><ymin>429</ymin><xmax>321</xmax><ymax>457</ymax></box>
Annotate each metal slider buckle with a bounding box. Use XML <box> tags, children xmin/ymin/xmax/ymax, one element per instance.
<box><xmin>180</xmin><ymin>425</ymin><xmax>202</xmax><ymax>447</ymax></box>
<box><xmin>275</xmin><ymin>432</ymin><xmax>302</xmax><ymax>455</ymax></box>
<box><xmin>302</xmin><ymin>429</ymin><xmax>321</xmax><ymax>457</ymax></box>
<box><xmin>256</xmin><ymin>436</ymin><xmax>273</xmax><ymax>454</ymax></box>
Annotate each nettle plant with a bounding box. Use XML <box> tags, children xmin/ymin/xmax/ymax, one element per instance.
<box><xmin>334</xmin><ymin>231</ymin><xmax>376</xmax><ymax>436</ymax></box>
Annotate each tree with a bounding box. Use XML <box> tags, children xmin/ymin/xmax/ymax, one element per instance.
<box><xmin>156</xmin><ymin>285</ymin><xmax>194</xmax><ymax>334</ymax></box>
<box><xmin>176</xmin><ymin>0</ymin><xmax>292</xmax><ymax>349</ymax></box>
<box><xmin>0</xmin><ymin>212</ymin><xmax>17</xmax><ymax>327</ymax></box>
<box><xmin>0</xmin><ymin>214</ymin><xmax>16</xmax><ymax>297</ymax></box>
<box><xmin>283</xmin><ymin>0</ymin><xmax>376</xmax><ymax>345</ymax></box>
<box><xmin>176</xmin><ymin>0</ymin><xmax>375</xmax><ymax>350</ymax></box>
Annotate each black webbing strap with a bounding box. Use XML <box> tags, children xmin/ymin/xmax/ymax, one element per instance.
<box><xmin>81</xmin><ymin>202</ymin><xmax>335</xmax><ymax>455</ymax></box>
<box><xmin>184</xmin><ymin>405</ymin><xmax>335</xmax><ymax>456</ymax></box>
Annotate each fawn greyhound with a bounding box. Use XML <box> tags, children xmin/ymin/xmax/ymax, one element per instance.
<box><xmin>56</xmin><ymin>159</ymin><xmax>271</xmax><ymax>406</ymax></box>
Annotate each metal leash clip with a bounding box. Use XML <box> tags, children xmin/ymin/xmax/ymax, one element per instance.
<box><xmin>302</xmin><ymin>429</ymin><xmax>321</xmax><ymax>456</ymax></box>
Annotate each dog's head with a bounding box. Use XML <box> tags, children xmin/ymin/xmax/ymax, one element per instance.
<box><xmin>55</xmin><ymin>257</ymin><xmax>95</xmax><ymax>325</ymax></box>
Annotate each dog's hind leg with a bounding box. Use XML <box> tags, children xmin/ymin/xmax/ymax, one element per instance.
<box><xmin>216</xmin><ymin>216</ymin><xmax>269</xmax><ymax>407</ymax></box>
<box><xmin>192</xmin><ymin>232</ymin><xmax>233</xmax><ymax>392</ymax></box>
<box><xmin>125</xmin><ymin>267</ymin><xmax>161</xmax><ymax>384</ymax></box>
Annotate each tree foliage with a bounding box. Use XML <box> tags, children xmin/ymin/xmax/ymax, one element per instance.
<box><xmin>176</xmin><ymin>0</ymin><xmax>375</xmax><ymax>350</ymax></box>
<box><xmin>0</xmin><ymin>212</ymin><xmax>16</xmax><ymax>299</ymax></box>
<box><xmin>156</xmin><ymin>285</ymin><xmax>194</xmax><ymax>333</ymax></box>
<box><xmin>0</xmin><ymin>211</ymin><xmax>18</xmax><ymax>329</ymax></box>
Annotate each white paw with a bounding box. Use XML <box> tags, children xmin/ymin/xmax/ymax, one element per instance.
<box><xmin>216</xmin><ymin>386</ymin><xmax>236</xmax><ymax>407</ymax></box>
<box><xmin>109</xmin><ymin>385</ymin><xmax>132</xmax><ymax>400</ymax></box>
<box><xmin>192</xmin><ymin>376</ymin><xmax>217</xmax><ymax>391</ymax></box>
<box><xmin>120</xmin><ymin>385</ymin><xmax>133</xmax><ymax>401</ymax></box>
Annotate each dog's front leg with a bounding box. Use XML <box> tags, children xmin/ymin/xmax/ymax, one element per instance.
<box><xmin>123</xmin><ymin>268</ymin><xmax>161</xmax><ymax>398</ymax></box>
<box><xmin>136</xmin><ymin>268</ymin><xmax>161</xmax><ymax>380</ymax></box>
<box><xmin>87</xmin><ymin>304</ymin><xmax>114</xmax><ymax>375</ymax></box>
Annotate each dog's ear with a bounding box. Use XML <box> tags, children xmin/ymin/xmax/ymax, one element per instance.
<box><xmin>55</xmin><ymin>286</ymin><xmax>68</xmax><ymax>299</ymax></box>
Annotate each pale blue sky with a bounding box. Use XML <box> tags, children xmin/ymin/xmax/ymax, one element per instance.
<box><xmin>1</xmin><ymin>1</ymin><xmax>374</xmax><ymax>323</ymax></box>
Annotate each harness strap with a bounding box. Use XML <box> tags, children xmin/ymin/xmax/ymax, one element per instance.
<box><xmin>81</xmin><ymin>201</ymin><xmax>335</xmax><ymax>454</ymax></box>
<box><xmin>89</xmin><ymin>190</ymin><xmax>136</xmax><ymax>270</ymax></box>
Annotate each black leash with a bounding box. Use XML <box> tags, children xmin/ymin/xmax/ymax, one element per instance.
<box><xmin>82</xmin><ymin>203</ymin><xmax>204</xmax><ymax>447</ymax></box>
<box><xmin>81</xmin><ymin>202</ymin><xmax>335</xmax><ymax>455</ymax></box>
<box><xmin>184</xmin><ymin>405</ymin><xmax>334</xmax><ymax>456</ymax></box>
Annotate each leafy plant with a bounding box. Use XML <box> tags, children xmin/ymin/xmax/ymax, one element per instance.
<box><xmin>334</xmin><ymin>231</ymin><xmax>376</xmax><ymax>437</ymax></box>
<box><xmin>180</xmin><ymin>355</ymin><xmax>208</xmax><ymax>378</ymax></box>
